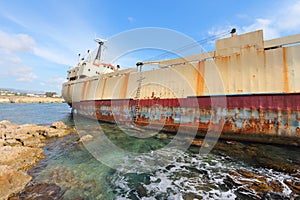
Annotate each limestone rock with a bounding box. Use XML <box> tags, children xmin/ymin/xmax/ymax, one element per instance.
<box><xmin>0</xmin><ymin>120</ymin><xmax>73</xmax><ymax>199</ymax></box>
<box><xmin>156</xmin><ymin>133</ymin><xmax>168</xmax><ymax>139</ymax></box>
<box><xmin>0</xmin><ymin>146</ymin><xmax>45</xmax><ymax>172</ymax></box>
<box><xmin>79</xmin><ymin>134</ymin><xmax>93</xmax><ymax>142</ymax></box>
<box><xmin>0</xmin><ymin>96</ymin><xmax>64</xmax><ymax>104</ymax></box>
<box><xmin>0</xmin><ymin>98</ymin><xmax>10</xmax><ymax>103</ymax></box>
<box><xmin>0</xmin><ymin>165</ymin><xmax>32</xmax><ymax>200</ymax></box>
<box><xmin>3</xmin><ymin>138</ymin><xmax>22</xmax><ymax>146</ymax></box>
<box><xmin>51</xmin><ymin>121</ymin><xmax>67</xmax><ymax>129</ymax></box>
<box><xmin>191</xmin><ymin>139</ymin><xmax>204</xmax><ymax>146</ymax></box>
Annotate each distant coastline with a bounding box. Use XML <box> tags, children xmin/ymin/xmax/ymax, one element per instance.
<box><xmin>0</xmin><ymin>96</ymin><xmax>65</xmax><ymax>104</ymax></box>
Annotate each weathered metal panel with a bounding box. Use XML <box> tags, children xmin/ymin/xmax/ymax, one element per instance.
<box><xmin>95</xmin><ymin>78</ymin><xmax>105</xmax><ymax>99</ymax></box>
<box><xmin>264</xmin><ymin>48</ymin><xmax>285</xmax><ymax>92</ymax></box>
<box><xmin>143</xmin><ymin>52</ymin><xmax>215</xmax><ymax>67</ymax></box>
<box><xmin>264</xmin><ymin>33</ymin><xmax>300</xmax><ymax>48</ymax></box>
<box><xmin>216</xmin><ymin>30</ymin><xmax>264</xmax><ymax>57</ymax></box>
<box><xmin>119</xmin><ymin>74</ymin><xmax>129</xmax><ymax>98</ymax></box>
<box><xmin>284</xmin><ymin>45</ymin><xmax>300</xmax><ymax>92</ymax></box>
<box><xmin>84</xmin><ymin>80</ymin><xmax>98</xmax><ymax>100</ymax></box>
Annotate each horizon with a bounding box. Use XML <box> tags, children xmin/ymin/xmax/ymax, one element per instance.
<box><xmin>1</xmin><ymin>0</ymin><xmax>300</xmax><ymax>94</ymax></box>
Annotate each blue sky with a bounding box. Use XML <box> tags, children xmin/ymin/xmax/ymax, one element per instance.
<box><xmin>0</xmin><ymin>0</ymin><xmax>300</xmax><ymax>94</ymax></box>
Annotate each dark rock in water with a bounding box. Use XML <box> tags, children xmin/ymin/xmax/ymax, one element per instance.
<box><xmin>261</xmin><ymin>191</ymin><xmax>290</xmax><ymax>200</ymax></box>
<box><xmin>10</xmin><ymin>182</ymin><xmax>64</xmax><ymax>200</ymax></box>
<box><xmin>213</xmin><ymin>141</ymin><xmax>300</xmax><ymax>174</ymax></box>
<box><xmin>166</xmin><ymin>164</ymin><xmax>176</xmax><ymax>170</ymax></box>
<box><xmin>234</xmin><ymin>187</ymin><xmax>260</xmax><ymax>200</ymax></box>
<box><xmin>136</xmin><ymin>183</ymin><xmax>147</xmax><ymax>197</ymax></box>
<box><xmin>72</xmin><ymin>198</ymin><xmax>85</xmax><ymax>200</ymax></box>
<box><xmin>183</xmin><ymin>192</ymin><xmax>203</xmax><ymax>200</ymax></box>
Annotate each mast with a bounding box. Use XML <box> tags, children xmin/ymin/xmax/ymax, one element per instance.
<box><xmin>94</xmin><ymin>38</ymin><xmax>106</xmax><ymax>63</ymax></box>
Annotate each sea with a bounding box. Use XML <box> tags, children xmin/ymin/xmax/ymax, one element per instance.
<box><xmin>0</xmin><ymin>103</ymin><xmax>299</xmax><ymax>200</ymax></box>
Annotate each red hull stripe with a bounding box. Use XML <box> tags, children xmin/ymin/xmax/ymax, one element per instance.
<box><xmin>76</xmin><ymin>93</ymin><xmax>300</xmax><ymax>110</ymax></box>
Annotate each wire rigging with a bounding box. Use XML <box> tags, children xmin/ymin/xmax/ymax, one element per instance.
<box><xmin>142</xmin><ymin>29</ymin><xmax>234</xmax><ymax>62</ymax></box>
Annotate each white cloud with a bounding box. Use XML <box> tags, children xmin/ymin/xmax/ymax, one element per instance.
<box><xmin>0</xmin><ymin>29</ymin><xmax>74</xmax><ymax>87</ymax></box>
<box><xmin>0</xmin><ymin>31</ymin><xmax>36</xmax><ymax>53</ymax></box>
<box><xmin>7</xmin><ymin>54</ymin><xmax>23</xmax><ymax>64</ymax></box>
<box><xmin>241</xmin><ymin>18</ymin><xmax>280</xmax><ymax>39</ymax></box>
<box><xmin>0</xmin><ymin>63</ymin><xmax>38</xmax><ymax>82</ymax></box>
<box><xmin>32</xmin><ymin>47</ymin><xmax>73</xmax><ymax>66</ymax></box>
<box><xmin>2</xmin><ymin>13</ymin><xmax>29</xmax><ymax>29</ymax></box>
<box><xmin>0</xmin><ymin>30</ymin><xmax>74</xmax><ymax>67</ymax></box>
<box><xmin>209</xmin><ymin>0</ymin><xmax>300</xmax><ymax>40</ymax></box>
<box><xmin>276</xmin><ymin>0</ymin><xmax>300</xmax><ymax>30</ymax></box>
<box><xmin>47</xmin><ymin>77</ymin><xmax>66</xmax><ymax>84</ymax></box>
<box><xmin>208</xmin><ymin>24</ymin><xmax>235</xmax><ymax>38</ymax></box>
<box><xmin>44</xmin><ymin>77</ymin><xmax>67</xmax><ymax>93</ymax></box>
<box><xmin>16</xmin><ymin>71</ymin><xmax>38</xmax><ymax>82</ymax></box>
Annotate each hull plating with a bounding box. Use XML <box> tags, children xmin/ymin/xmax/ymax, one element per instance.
<box><xmin>73</xmin><ymin>93</ymin><xmax>300</xmax><ymax>146</ymax></box>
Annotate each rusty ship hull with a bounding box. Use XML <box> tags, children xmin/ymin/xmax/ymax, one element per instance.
<box><xmin>62</xmin><ymin>30</ymin><xmax>300</xmax><ymax>146</ymax></box>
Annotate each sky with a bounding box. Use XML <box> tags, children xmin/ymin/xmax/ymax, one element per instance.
<box><xmin>0</xmin><ymin>0</ymin><xmax>300</xmax><ymax>94</ymax></box>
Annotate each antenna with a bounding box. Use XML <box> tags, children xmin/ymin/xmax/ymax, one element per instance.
<box><xmin>94</xmin><ymin>38</ymin><xmax>107</xmax><ymax>61</ymax></box>
<box><xmin>95</xmin><ymin>38</ymin><xmax>107</xmax><ymax>45</ymax></box>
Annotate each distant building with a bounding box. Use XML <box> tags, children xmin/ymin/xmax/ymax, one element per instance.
<box><xmin>45</xmin><ymin>92</ymin><xmax>59</xmax><ymax>98</ymax></box>
<box><xmin>52</xmin><ymin>94</ymin><xmax>61</xmax><ymax>98</ymax></box>
<box><xmin>0</xmin><ymin>90</ymin><xmax>15</xmax><ymax>96</ymax></box>
<box><xmin>27</xmin><ymin>93</ymin><xmax>39</xmax><ymax>97</ymax></box>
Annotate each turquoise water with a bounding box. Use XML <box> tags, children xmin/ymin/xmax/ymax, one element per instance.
<box><xmin>1</xmin><ymin>104</ymin><xmax>299</xmax><ymax>199</ymax></box>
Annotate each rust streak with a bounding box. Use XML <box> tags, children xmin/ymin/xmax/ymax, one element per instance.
<box><xmin>120</xmin><ymin>74</ymin><xmax>129</xmax><ymax>98</ymax></box>
<box><xmin>196</xmin><ymin>61</ymin><xmax>205</xmax><ymax>95</ymax></box>
<box><xmin>283</xmin><ymin>48</ymin><xmax>290</xmax><ymax>93</ymax></box>
<box><xmin>101</xmin><ymin>78</ymin><xmax>107</xmax><ymax>99</ymax></box>
<box><xmin>81</xmin><ymin>82</ymin><xmax>87</xmax><ymax>100</ymax></box>
<box><xmin>67</xmin><ymin>84</ymin><xmax>71</xmax><ymax>100</ymax></box>
<box><xmin>85</xmin><ymin>80</ymin><xmax>92</xmax><ymax>100</ymax></box>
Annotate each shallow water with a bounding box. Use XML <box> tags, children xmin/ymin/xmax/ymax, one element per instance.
<box><xmin>1</xmin><ymin>104</ymin><xmax>299</xmax><ymax>199</ymax></box>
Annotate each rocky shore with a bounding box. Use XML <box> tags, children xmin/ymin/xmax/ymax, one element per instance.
<box><xmin>0</xmin><ymin>96</ymin><xmax>64</xmax><ymax>104</ymax></box>
<box><xmin>0</xmin><ymin>120</ymin><xmax>74</xmax><ymax>200</ymax></box>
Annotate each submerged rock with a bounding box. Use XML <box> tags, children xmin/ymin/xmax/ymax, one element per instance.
<box><xmin>9</xmin><ymin>182</ymin><xmax>63</xmax><ymax>200</ymax></box>
<box><xmin>156</xmin><ymin>133</ymin><xmax>168</xmax><ymax>139</ymax></box>
<box><xmin>79</xmin><ymin>134</ymin><xmax>93</xmax><ymax>142</ymax></box>
<box><xmin>136</xmin><ymin>183</ymin><xmax>147</xmax><ymax>197</ymax></box>
<box><xmin>191</xmin><ymin>139</ymin><xmax>204</xmax><ymax>146</ymax></box>
<box><xmin>261</xmin><ymin>191</ymin><xmax>291</xmax><ymax>200</ymax></box>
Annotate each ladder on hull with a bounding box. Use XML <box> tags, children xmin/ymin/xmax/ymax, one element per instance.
<box><xmin>133</xmin><ymin>63</ymin><xmax>144</xmax><ymax>122</ymax></box>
